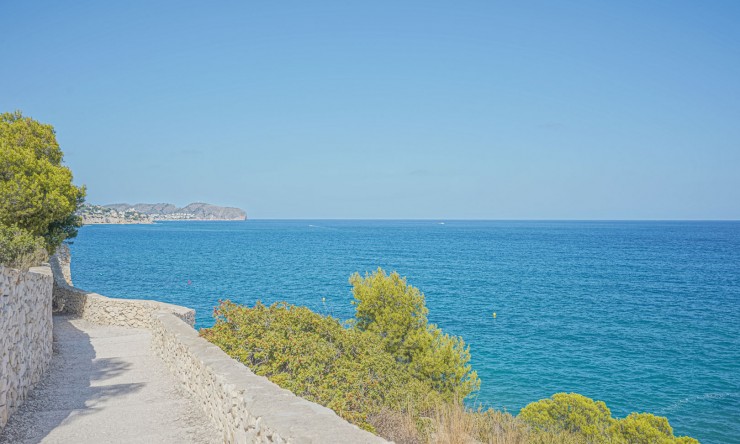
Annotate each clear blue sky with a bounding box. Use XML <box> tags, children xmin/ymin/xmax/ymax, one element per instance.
<box><xmin>2</xmin><ymin>1</ymin><xmax>739</xmax><ymax>219</ymax></box>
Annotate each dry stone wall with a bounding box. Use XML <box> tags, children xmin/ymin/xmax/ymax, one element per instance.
<box><xmin>49</xmin><ymin>247</ymin><xmax>195</xmax><ymax>327</ymax></box>
<box><xmin>54</xmin><ymin>285</ymin><xmax>195</xmax><ymax>329</ymax></box>
<box><xmin>151</xmin><ymin>312</ymin><xmax>385</xmax><ymax>444</ymax></box>
<box><xmin>48</xmin><ymin>246</ymin><xmax>387</xmax><ymax>444</ymax></box>
<box><xmin>0</xmin><ymin>265</ymin><xmax>53</xmax><ymax>430</ymax></box>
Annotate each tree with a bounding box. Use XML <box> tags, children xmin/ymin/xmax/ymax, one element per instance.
<box><xmin>349</xmin><ymin>268</ymin><xmax>480</xmax><ymax>401</ymax></box>
<box><xmin>0</xmin><ymin>111</ymin><xmax>85</xmax><ymax>267</ymax></box>
<box><xmin>613</xmin><ymin>413</ymin><xmax>698</xmax><ymax>444</ymax></box>
<box><xmin>0</xmin><ymin>224</ymin><xmax>47</xmax><ymax>270</ymax></box>
<box><xmin>519</xmin><ymin>393</ymin><xmax>699</xmax><ymax>444</ymax></box>
<box><xmin>519</xmin><ymin>393</ymin><xmax>615</xmax><ymax>442</ymax></box>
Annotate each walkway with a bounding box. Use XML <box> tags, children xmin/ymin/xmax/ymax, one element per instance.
<box><xmin>0</xmin><ymin>315</ymin><xmax>221</xmax><ymax>444</ymax></box>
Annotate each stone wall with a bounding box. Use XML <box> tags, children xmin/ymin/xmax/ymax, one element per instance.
<box><xmin>49</xmin><ymin>246</ymin><xmax>195</xmax><ymax>328</ymax></box>
<box><xmin>0</xmin><ymin>265</ymin><xmax>53</xmax><ymax>429</ymax></box>
<box><xmin>53</xmin><ymin>284</ymin><xmax>196</xmax><ymax>329</ymax></box>
<box><xmin>48</xmin><ymin>246</ymin><xmax>386</xmax><ymax>444</ymax></box>
<box><xmin>151</xmin><ymin>313</ymin><xmax>385</xmax><ymax>444</ymax></box>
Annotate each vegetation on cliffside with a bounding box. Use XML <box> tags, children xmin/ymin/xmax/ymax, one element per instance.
<box><xmin>202</xmin><ymin>269</ymin><xmax>697</xmax><ymax>443</ymax></box>
<box><xmin>202</xmin><ymin>269</ymin><xmax>476</xmax><ymax>430</ymax></box>
<box><xmin>0</xmin><ymin>111</ymin><xmax>85</xmax><ymax>270</ymax></box>
<box><xmin>519</xmin><ymin>393</ymin><xmax>697</xmax><ymax>444</ymax></box>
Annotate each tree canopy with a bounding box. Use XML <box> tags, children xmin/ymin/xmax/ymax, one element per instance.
<box><xmin>350</xmin><ymin>268</ymin><xmax>480</xmax><ymax>400</ymax></box>
<box><xmin>0</xmin><ymin>111</ymin><xmax>85</xmax><ymax>268</ymax></box>
<box><xmin>519</xmin><ymin>393</ymin><xmax>698</xmax><ymax>444</ymax></box>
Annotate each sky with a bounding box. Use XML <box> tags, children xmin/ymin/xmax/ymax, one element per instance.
<box><xmin>1</xmin><ymin>1</ymin><xmax>739</xmax><ymax>219</ymax></box>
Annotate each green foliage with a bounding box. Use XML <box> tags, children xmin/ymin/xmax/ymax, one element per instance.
<box><xmin>201</xmin><ymin>271</ymin><xmax>697</xmax><ymax>444</ymax></box>
<box><xmin>350</xmin><ymin>268</ymin><xmax>479</xmax><ymax>400</ymax></box>
<box><xmin>201</xmin><ymin>300</ymin><xmax>442</xmax><ymax>430</ymax></box>
<box><xmin>613</xmin><ymin>413</ymin><xmax>698</xmax><ymax>444</ymax></box>
<box><xmin>0</xmin><ymin>110</ymin><xmax>63</xmax><ymax>164</ymax></box>
<box><xmin>519</xmin><ymin>393</ymin><xmax>698</xmax><ymax>444</ymax></box>
<box><xmin>0</xmin><ymin>111</ymin><xmax>85</xmax><ymax>265</ymax></box>
<box><xmin>0</xmin><ymin>225</ymin><xmax>48</xmax><ymax>270</ymax></box>
<box><xmin>519</xmin><ymin>393</ymin><xmax>615</xmax><ymax>442</ymax></box>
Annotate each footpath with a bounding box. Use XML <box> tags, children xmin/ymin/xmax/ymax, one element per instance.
<box><xmin>0</xmin><ymin>315</ymin><xmax>220</xmax><ymax>444</ymax></box>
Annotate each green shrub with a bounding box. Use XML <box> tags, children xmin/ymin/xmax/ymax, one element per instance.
<box><xmin>201</xmin><ymin>300</ymin><xmax>442</xmax><ymax>430</ymax></box>
<box><xmin>0</xmin><ymin>225</ymin><xmax>48</xmax><ymax>270</ymax></box>
<box><xmin>519</xmin><ymin>393</ymin><xmax>615</xmax><ymax>442</ymax></box>
<box><xmin>350</xmin><ymin>268</ymin><xmax>479</xmax><ymax>400</ymax></box>
<box><xmin>613</xmin><ymin>413</ymin><xmax>698</xmax><ymax>444</ymax></box>
<box><xmin>519</xmin><ymin>393</ymin><xmax>698</xmax><ymax>444</ymax></box>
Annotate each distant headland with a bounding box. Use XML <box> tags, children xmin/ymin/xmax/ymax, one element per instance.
<box><xmin>79</xmin><ymin>202</ymin><xmax>247</xmax><ymax>224</ymax></box>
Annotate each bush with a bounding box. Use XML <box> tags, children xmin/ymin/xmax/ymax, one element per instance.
<box><xmin>519</xmin><ymin>393</ymin><xmax>615</xmax><ymax>441</ymax></box>
<box><xmin>0</xmin><ymin>225</ymin><xmax>48</xmax><ymax>270</ymax></box>
<box><xmin>201</xmin><ymin>300</ymin><xmax>443</xmax><ymax>430</ymax></box>
<box><xmin>613</xmin><ymin>413</ymin><xmax>698</xmax><ymax>444</ymax></box>
<box><xmin>350</xmin><ymin>268</ymin><xmax>479</xmax><ymax>400</ymax></box>
<box><xmin>519</xmin><ymin>393</ymin><xmax>698</xmax><ymax>444</ymax></box>
<box><xmin>370</xmin><ymin>403</ymin><xmax>589</xmax><ymax>444</ymax></box>
<box><xmin>0</xmin><ymin>111</ymin><xmax>85</xmax><ymax>267</ymax></box>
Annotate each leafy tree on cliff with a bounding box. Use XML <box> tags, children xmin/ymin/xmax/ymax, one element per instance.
<box><xmin>0</xmin><ymin>111</ymin><xmax>85</xmax><ymax>268</ymax></box>
<box><xmin>349</xmin><ymin>268</ymin><xmax>480</xmax><ymax>401</ymax></box>
<box><xmin>202</xmin><ymin>300</ymin><xmax>443</xmax><ymax>431</ymax></box>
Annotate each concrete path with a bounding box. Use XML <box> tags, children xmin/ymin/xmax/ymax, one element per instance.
<box><xmin>0</xmin><ymin>315</ymin><xmax>221</xmax><ymax>444</ymax></box>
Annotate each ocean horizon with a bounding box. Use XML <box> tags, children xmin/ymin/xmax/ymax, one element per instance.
<box><xmin>70</xmin><ymin>220</ymin><xmax>740</xmax><ymax>443</ymax></box>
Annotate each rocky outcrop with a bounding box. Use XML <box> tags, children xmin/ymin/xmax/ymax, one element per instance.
<box><xmin>179</xmin><ymin>202</ymin><xmax>246</xmax><ymax>220</ymax></box>
<box><xmin>105</xmin><ymin>203</ymin><xmax>178</xmax><ymax>215</ymax></box>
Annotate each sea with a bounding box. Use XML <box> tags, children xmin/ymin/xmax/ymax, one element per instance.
<box><xmin>69</xmin><ymin>220</ymin><xmax>740</xmax><ymax>443</ymax></box>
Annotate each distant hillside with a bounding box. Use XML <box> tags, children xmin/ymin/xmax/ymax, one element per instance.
<box><xmin>78</xmin><ymin>204</ymin><xmax>153</xmax><ymax>225</ymax></box>
<box><xmin>103</xmin><ymin>202</ymin><xmax>247</xmax><ymax>221</ymax></box>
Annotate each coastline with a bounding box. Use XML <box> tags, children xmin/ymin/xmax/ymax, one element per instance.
<box><xmin>78</xmin><ymin>202</ymin><xmax>247</xmax><ymax>225</ymax></box>
<box><xmin>82</xmin><ymin>218</ymin><xmax>246</xmax><ymax>225</ymax></box>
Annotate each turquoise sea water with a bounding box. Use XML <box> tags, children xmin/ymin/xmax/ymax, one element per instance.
<box><xmin>70</xmin><ymin>220</ymin><xmax>740</xmax><ymax>443</ymax></box>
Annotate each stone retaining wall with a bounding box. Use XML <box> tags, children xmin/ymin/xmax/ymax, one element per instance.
<box><xmin>53</xmin><ymin>283</ymin><xmax>196</xmax><ymax>329</ymax></box>
<box><xmin>49</xmin><ymin>247</ymin><xmax>195</xmax><ymax>328</ymax></box>
<box><xmin>48</xmin><ymin>246</ymin><xmax>386</xmax><ymax>444</ymax></box>
<box><xmin>151</xmin><ymin>312</ymin><xmax>384</xmax><ymax>444</ymax></box>
<box><xmin>0</xmin><ymin>265</ymin><xmax>53</xmax><ymax>430</ymax></box>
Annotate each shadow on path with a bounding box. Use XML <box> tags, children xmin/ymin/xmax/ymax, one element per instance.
<box><xmin>0</xmin><ymin>315</ymin><xmax>145</xmax><ymax>443</ymax></box>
